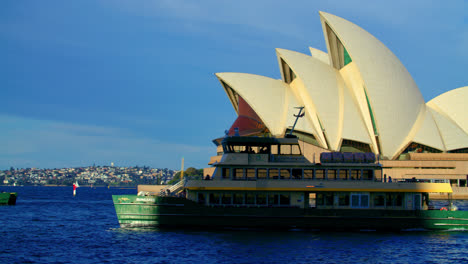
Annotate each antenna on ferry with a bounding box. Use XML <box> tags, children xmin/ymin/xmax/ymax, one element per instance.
<box><xmin>288</xmin><ymin>106</ymin><xmax>305</xmax><ymax>136</ymax></box>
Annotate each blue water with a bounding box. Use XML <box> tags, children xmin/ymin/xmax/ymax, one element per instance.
<box><xmin>1</xmin><ymin>186</ymin><xmax>468</xmax><ymax>264</ymax></box>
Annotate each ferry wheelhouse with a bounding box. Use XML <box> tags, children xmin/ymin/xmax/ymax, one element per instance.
<box><xmin>113</xmin><ymin>134</ymin><xmax>468</xmax><ymax>231</ymax></box>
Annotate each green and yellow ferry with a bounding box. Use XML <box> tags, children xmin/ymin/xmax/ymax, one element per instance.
<box><xmin>113</xmin><ymin>135</ymin><xmax>468</xmax><ymax>231</ymax></box>
<box><xmin>0</xmin><ymin>192</ymin><xmax>17</xmax><ymax>205</ymax></box>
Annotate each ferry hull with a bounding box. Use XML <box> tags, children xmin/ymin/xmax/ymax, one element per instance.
<box><xmin>0</xmin><ymin>192</ymin><xmax>17</xmax><ymax>205</ymax></box>
<box><xmin>113</xmin><ymin>195</ymin><xmax>468</xmax><ymax>231</ymax></box>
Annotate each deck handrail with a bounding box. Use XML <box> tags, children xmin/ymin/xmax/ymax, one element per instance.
<box><xmin>160</xmin><ymin>178</ymin><xmax>187</xmax><ymax>196</ymax></box>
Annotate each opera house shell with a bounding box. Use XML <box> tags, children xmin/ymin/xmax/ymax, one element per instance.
<box><xmin>213</xmin><ymin>12</ymin><xmax>468</xmax><ymax>195</ymax></box>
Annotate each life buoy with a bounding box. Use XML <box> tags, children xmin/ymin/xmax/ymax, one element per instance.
<box><xmin>440</xmin><ymin>207</ymin><xmax>448</xmax><ymax>211</ymax></box>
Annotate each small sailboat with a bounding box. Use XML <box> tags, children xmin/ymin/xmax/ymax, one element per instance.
<box><xmin>73</xmin><ymin>181</ymin><xmax>79</xmax><ymax>196</ymax></box>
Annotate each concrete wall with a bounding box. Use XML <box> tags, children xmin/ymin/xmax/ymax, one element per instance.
<box><xmin>137</xmin><ymin>185</ymin><xmax>168</xmax><ymax>193</ymax></box>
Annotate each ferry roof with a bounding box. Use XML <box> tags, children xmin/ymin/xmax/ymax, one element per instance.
<box><xmin>222</xmin><ymin>136</ymin><xmax>299</xmax><ymax>146</ymax></box>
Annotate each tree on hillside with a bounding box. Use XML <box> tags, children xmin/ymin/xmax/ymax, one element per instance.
<box><xmin>168</xmin><ymin>167</ymin><xmax>203</xmax><ymax>184</ymax></box>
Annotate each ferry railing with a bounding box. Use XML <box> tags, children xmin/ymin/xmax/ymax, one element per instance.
<box><xmin>396</xmin><ymin>178</ymin><xmax>449</xmax><ymax>183</ymax></box>
<box><xmin>160</xmin><ymin>178</ymin><xmax>188</xmax><ymax>196</ymax></box>
<box><xmin>169</xmin><ymin>179</ymin><xmax>185</xmax><ymax>192</ymax></box>
<box><xmin>269</xmin><ymin>154</ymin><xmax>307</xmax><ymax>163</ymax></box>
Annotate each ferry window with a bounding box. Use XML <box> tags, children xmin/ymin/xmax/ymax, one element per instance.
<box><xmin>233</xmin><ymin>168</ymin><xmax>244</xmax><ymax>180</ymax></box>
<box><xmin>316</xmin><ymin>169</ymin><xmax>324</xmax><ymax>179</ymax></box>
<box><xmin>351</xmin><ymin>195</ymin><xmax>359</xmax><ymax>207</ymax></box>
<box><xmin>246</xmin><ymin>193</ymin><xmax>255</xmax><ymax>205</ymax></box>
<box><xmin>271</xmin><ymin>145</ymin><xmax>278</xmax><ymax>154</ymax></box>
<box><xmin>351</xmin><ymin>194</ymin><xmax>369</xmax><ymax>208</ymax></box>
<box><xmin>304</xmin><ymin>169</ymin><xmax>314</xmax><ymax>179</ymax></box>
<box><xmin>395</xmin><ymin>194</ymin><xmax>403</xmax><ymax>206</ymax></box>
<box><xmin>209</xmin><ymin>193</ymin><xmax>220</xmax><ymax>205</ymax></box>
<box><xmin>280</xmin><ymin>145</ymin><xmax>291</xmax><ymax>155</ymax></box>
<box><xmin>328</xmin><ymin>169</ymin><xmax>337</xmax><ymax>180</ymax></box>
<box><xmin>325</xmin><ymin>193</ymin><xmax>334</xmax><ymax>206</ymax></box>
<box><xmin>373</xmin><ymin>194</ymin><xmax>385</xmax><ymax>206</ymax></box>
<box><xmin>361</xmin><ymin>194</ymin><xmax>369</xmax><ymax>207</ymax></box>
<box><xmin>256</xmin><ymin>194</ymin><xmax>267</xmax><ymax>205</ymax></box>
<box><xmin>386</xmin><ymin>193</ymin><xmax>403</xmax><ymax>207</ymax></box>
<box><xmin>246</xmin><ymin>168</ymin><xmax>256</xmax><ymax>180</ymax></box>
<box><xmin>292</xmin><ymin>169</ymin><xmax>302</xmax><ymax>179</ymax></box>
<box><xmin>292</xmin><ymin>145</ymin><xmax>301</xmax><ymax>155</ymax></box>
<box><xmin>269</xmin><ymin>169</ymin><xmax>279</xmax><ymax>179</ymax></box>
<box><xmin>414</xmin><ymin>194</ymin><xmax>421</xmax><ymax>210</ymax></box>
<box><xmin>268</xmin><ymin>194</ymin><xmax>279</xmax><ymax>206</ymax></box>
<box><xmin>258</xmin><ymin>146</ymin><xmax>269</xmax><ymax>154</ymax></box>
<box><xmin>308</xmin><ymin>193</ymin><xmax>316</xmax><ymax>208</ymax></box>
<box><xmin>257</xmin><ymin>169</ymin><xmax>267</xmax><ymax>179</ymax></box>
<box><xmin>222</xmin><ymin>193</ymin><xmax>232</xmax><ymax>205</ymax></box>
<box><xmin>197</xmin><ymin>193</ymin><xmax>206</xmax><ymax>205</ymax></box>
<box><xmin>317</xmin><ymin>193</ymin><xmax>324</xmax><ymax>206</ymax></box>
<box><xmin>317</xmin><ymin>193</ymin><xmax>333</xmax><ymax>206</ymax></box>
<box><xmin>233</xmin><ymin>193</ymin><xmax>244</xmax><ymax>204</ymax></box>
<box><xmin>222</xmin><ymin>168</ymin><xmax>230</xmax><ymax>179</ymax></box>
<box><xmin>251</xmin><ymin>146</ymin><xmax>260</xmax><ymax>154</ymax></box>
<box><xmin>351</xmin><ymin>169</ymin><xmax>360</xmax><ymax>180</ymax></box>
<box><xmin>338</xmin><ymin>193</ymin><xmax>349</xmax><ymax>206</ymax></box>
<box><xmin>280</xmin><ymin>194</ymin><xmax>290</xmax><ymax>206</ymax></box>
<box><xmin>339</xmin><ymin>169</ymin><xmax>348</xmax><ymax>180</ymax></box>
<box><xmin>385</xmin><ymin>193</ymin><xmax>392</xmax><ymax>207</ymax></box>
<box><xmin>363</xmin><ymin>170</ymin><xmax>373</xmax><ymax>180</ymax></box>
<box><xmin>280</xmin><ymin>169</ymin><xmax>291</xmax><ymax>179</ymax></box>
<box><xmin>234</xmin><ymin>145</ymin><xmax>246</xmax><ymax>153</ymax></box>
<box><xmin>224</xmin><ymin>145</ymin><xmax>231</xmax><ymax>153</ymax></box>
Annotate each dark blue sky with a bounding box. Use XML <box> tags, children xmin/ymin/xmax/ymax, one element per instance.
<box><xmin>1</xmin><ymin>0</ymin><xmax>466</xmax><ymax>169</ymax></box>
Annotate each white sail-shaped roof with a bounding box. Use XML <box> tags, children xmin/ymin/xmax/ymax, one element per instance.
<box><xmin>309</xmin><ymin>47</ymin><xmax>330</xmax><ymax>65</ymax></box>
<box><xmin>412</xmin><ymin>109</ymin><xmax>446</xmax><ymax>151</ymax></box>
<box><xmin>339</xmin><ymin>62</ymin><xmax>379</xmax><ymax>153</ymax></box>
<box><xmin>319</xmin><ymin>11</ymin><xmax>425</xmax><ymax>158</ymax></box>
<box><xmin>427</xmin><ymin>87</ymin><xmax>468</xmax><ymax>134</ymax></box>
<box><xmin>216</xmin><ymin>72</ymin><xmax>317</xmax><ymax>137</ymax></box>
<box><xmin>427</xmin><ymin>108</ymin><xmax>468</xmax><ymax>151</ymax></box>
<box><xmin>340</xmin><ymin>75</ymin><xmax>373</xmax><ymax>147</ymax></box>
<box><xmin>217</xmin><ymin>11</ymin><xmax>467</xmax><ymax>159</ymax></box>
<box><xmin>276</xmin><ymin>48</ymin><xmax>344</xmax><ymax>150</ymax></box>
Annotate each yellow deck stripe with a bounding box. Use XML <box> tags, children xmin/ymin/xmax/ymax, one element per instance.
<box><xmin>186</xmin><ymin>187</ymin><xmax>452</xmax><ymax>193</ymax></box>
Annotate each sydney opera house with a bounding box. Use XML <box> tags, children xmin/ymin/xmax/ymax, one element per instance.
<box><xmin>209</xmin><ymin>12</ymin><xmax>468</xmax><ymax>196</ymax></box>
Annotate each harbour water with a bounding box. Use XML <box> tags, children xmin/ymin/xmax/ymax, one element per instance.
<box><xmin>1</xmin><ymin>186</ymin><xmax>467</xmax><ymax>264</ymax></box>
